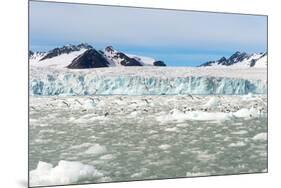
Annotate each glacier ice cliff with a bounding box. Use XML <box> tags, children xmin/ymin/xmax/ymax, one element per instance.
<box><xmin>30</xmin><ymin>73</ymin><xmax>267</xmax><ymax>96</ymax></box>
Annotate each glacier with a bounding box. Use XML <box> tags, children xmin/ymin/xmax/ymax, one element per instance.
<box><xmin>30</xmin><ymin>73</ymin><xmax>266</xmax><ymax>96</ymax></box>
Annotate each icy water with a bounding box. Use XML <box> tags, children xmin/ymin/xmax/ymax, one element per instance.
<box><xmin>29</xmin><ymin>95</ymin><xmax>267</xmax><ymax>186</ymax></box>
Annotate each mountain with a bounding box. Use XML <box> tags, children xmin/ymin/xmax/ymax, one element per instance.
<box><xmin>29</xmin><ymin>43</ymin><xmax>166</xmax><ymax>69</ymax></box>
<box><xmin>29</xmin><ymin>51</ymin><xmax>46</xmax><ymax>61</ymax></box>
<box><xmin>103</xmin><ymin>46</ymin><xmax>166</xmax><ymax>67</ymax></box>
<box><xmin>67</xmin><ymin>49</ymin><xmax>111</xmax><ymax>69</ymax></box>
<box><xmin>103</xmin><ymin>46</ymin><xmax>142</xmax><ymax>66</ymax></box>
<box><xmin>39</xmin><ymin>43</ymin><xmax>93</xmax><ymax>61</ymax></box>
<box><xmin>199</xmin><ymin>51</ymin><xmax>267</xmax><ymax>68</ymax></box>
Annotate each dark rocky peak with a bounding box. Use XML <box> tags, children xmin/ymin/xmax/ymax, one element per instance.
<box><xmin>104</xmin><ymin>46</ymin><xmax>115</xmax><ymax>53</ymax></box>
<box><xmin>198</xmin><ymin>60</ymin><xmax>216</xmax><ymax>67</ymax></box>
<box><xmin>29</xmin><ymin>50</ymin><xmax>34</xmax><ymax>58</ymax></box>
<box><xmin>250</xmin><ymin>59</ymin><xmax>257</xmax><ymax>67</ymax></box>
<box><xmin>103</xmin><ymin>46</ymin><xmax>143</xmax><ymax>66</ymax></box>
<box><xmin>217</xmin><ymin>51</ymin><xmax>249</xmax><ymax>66</ymax></box>
<box><xmin>29</xmin><ymin>50</ymin><xmax>46</xmax><ymax>59</ymax></box>
<box><xmin>228</xmin><ymin>51</ymin><xmax>248</xmax><ymax>62</ymax></box>
<box><xmin>218</xmin><ymin>57</ymin><xmax>227</xmax><ymax>63</ymax></box>
<box><xmin>117</xmin><ymin>52</ymin><xmax>143</xmax><ymax>66</ymax></box>
<box><xmin>67</xmin><ymin>49</ymin><xmax>110</xmax><ymax>69</ymax></box>
<box><xmin>123</xmin><ymin>58</ymin><xmax>143</xmax><ymax>66</ymax></box>
<box><xmin>260</xmin><ymin>52</ymin><xmax>267</xmax><ymax>58</ymax></box>
<box><xmin>153</xmin><ymin>60</ymin><xmax>166</xmax><ymax>66</ymax></box>
<box><xmin>40</xmin><ymin>43</ymin><xmax>93</xmax><ymax>61</ymax></box>
<box><xmin>77</xmin><ymin>43</ymin><xmax>93</xmax><ymax>49</ymax></box>
<box><xmin>199</xmin><ymin>51</ymin><xmax>248</xmax><ymax>67</ymax></box>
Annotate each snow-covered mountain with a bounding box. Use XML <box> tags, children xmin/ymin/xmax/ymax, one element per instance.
<box><xmin>103</xmin><ymin>46</ymin><xmax>166</xmax><ymax>67</ymax></box>
<box><xmin>29</xmin><ymin>51</ymin><xmax>46</xmax><ymax>61</ymax></box>
<box><xmin>67</xmin><ymin>48</ymin><xmax>111</xmax><ymax>69</ymax></box>
<box><xmin>29</xmin><ymin>43</ymin><xmax>166</xmax><ymax>69</ymax></box>
<box><xmin>199</xmin><ymin>51</ymin><xmax>267</xmax><ymax>68</ymax></box>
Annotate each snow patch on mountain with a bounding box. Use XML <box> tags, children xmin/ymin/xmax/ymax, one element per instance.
<box><xmin>126</xmin><ymin>54</ymin><xmax>155</xmax><ymax>66</ymax></box>
<box><xmin>199</xmin><ymin>51</ymin><xmax>267</xmax><ymax>68</ymax></box>
<box><xmin>30</xmin><ymin>49</ymin><xmax>88</xmax><ymax>69</ymax></box>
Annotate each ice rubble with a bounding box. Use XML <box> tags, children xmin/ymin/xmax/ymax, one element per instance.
<box><xmin>156</xmin><ymin>107</ymin><xmax>265</xmax><ymax>123</ymax></box>
<box><xmin>30</xmin><ymin>74</ymin><xmax>266</xmax><ymax>96</ymax></box>
<box><xmin>30</xmin><ymin>160</ymin><xmax>103</xmax><ymax>186</ymax></box>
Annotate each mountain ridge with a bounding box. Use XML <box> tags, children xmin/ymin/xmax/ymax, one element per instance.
<box><xmin>30</xmin><ymin>43</ymin><xmax>166</xmax><ymax>69</ymax></box>
<box><xmin>29</xmin><ymin>43</ymin><xmax>267</xmax><ymax>69</ymax></box>
<box><xmin>199</xmin><ymin>51</ymin><xmax>267</xmax><ymax>68</ymax></box>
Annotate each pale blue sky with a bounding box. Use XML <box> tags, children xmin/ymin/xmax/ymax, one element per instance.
<box><xmin>29</xmin><ymin>1</ymin><xmax>267</xmax><ymax>66</ymax></box>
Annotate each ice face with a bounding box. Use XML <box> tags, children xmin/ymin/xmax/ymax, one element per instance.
<box><xmin>30</xmin><ymin>74</ymin><xmax>266</xmax><ymax>96</ymax></box>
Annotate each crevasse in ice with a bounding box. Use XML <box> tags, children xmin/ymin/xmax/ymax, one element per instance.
<box><xmin>30</xmin><ymin>73</ymin><xmax>266</xmax><ymax>96</ymax></box>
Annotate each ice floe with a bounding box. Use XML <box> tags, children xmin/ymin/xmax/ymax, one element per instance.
<box><xmin>228</xmin><ymin>141</ymin><xmax>246</xmax><ymax>147</ymax></box>
<box><xmin>158</xmin><ymin>144</ymin><xmax>171</xmax><ymax>150</ymax></box>
<box><xmin>30</xmin><ymin>160</ymin><xmax>102</xmax><ymax>186</ymax></box>
<box><xmin>84</xmin><ymin>144</ymin><xmax>107</xmax><ymax>156</ymax></box>
<box><xmin>252</xmin><ymin>133</ymin><xmax>267</xmax><ymax>141</ymax></box>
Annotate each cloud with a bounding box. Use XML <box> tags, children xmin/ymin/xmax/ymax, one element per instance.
<box><xmin>29</xmin><ymin>1</ymin><xmax>267</xmax><ymax>52</ymax></box>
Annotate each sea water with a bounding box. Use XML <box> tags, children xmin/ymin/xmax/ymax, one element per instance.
<box><xmin>29</xmin><ymin>95</ymin><xmax>267</xmax><ymax>186</ymax></box>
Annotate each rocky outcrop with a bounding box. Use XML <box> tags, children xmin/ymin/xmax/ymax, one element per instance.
<box><xmin>67</xmin><ymin>49</ymin><xmax>110</xmax><ymax>69</ymax></box>
<box><xmin>104</xmin><ymin>46</ymin><xmax>143</xmax><ymax>66</ymax></box>
<box><xmin>153</xmin><ymin>61</ymin><xmax>166</xmax><ymax>66</ymax></box>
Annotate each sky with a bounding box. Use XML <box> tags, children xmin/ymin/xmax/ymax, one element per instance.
<box><xmin>29</xmin><ymin>1</ymin><xmax>267</xmax><ymax>67</ymax></box>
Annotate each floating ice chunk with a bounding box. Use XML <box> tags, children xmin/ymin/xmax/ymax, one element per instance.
<box><xmin>185</xmin><ymin>111</ymin><xmax>231</xmax><ymax>121</ymax></box>
<box><xmin>204</xmin><ymin>97</ymin><xmax>219</xmax><ymax>108</ymax></box>
<box><xmin>252</xmin><ymin>132</ymin><xmax>267</xmax><ymax>141</ymax></box>
<box><xmin>89</xmin><ymin>116</ymin><xmax>108</xmax><ymax>121</ymax></box>
<box><xmin>232</xmin><ymin>130</ymin><xmax>248</xmax><ymax>135</ymax></box>
<box><xmin>99</xmin><ymin>154</ymin><xmax>114</xmax><ymax>160</ymax></box>
<box><xmin>34</xmin><ymin>138</ymin><xmax>52</xmax><ymax>144</ymax></box>
<box><xmin>83</xmin><ymin>99</ymin><xmax>96</xmax><ymax>108</ymax></box>
<box><xmin>176</xmin><ymin>123</ymin><xmax>190</xmax><ymax>127</ymax></box>
<box><xmin>69</xmin><ymin>143</ymin><xmax>92</xmax><ymax>150</ymax></box>
<box><xmin>97</xmin><ymin>176</ymin><xmax>112</xmax><ymax>182</ymax></box>
<box><xmin>156</xmin><ymin>109</ymin><xmax>232</xmax><ymax>122</ymax></box>
<box><xmin>170</xmin><ymin>108</ymin><xmax>184</xmax><ymax>115</ymax></box>
<box><xmin>165</xmin><ymin>127</ymin><xmax>178</xmax><ymax>132</ymax></box>
<box><xmin>130</xmin><ymin>168</ymin><xmax>148</xmax><ymax>178</ymax></box>
<box><xmin>186</xmin><ymin>172</ymin><xmax>210</xmax><ymax>177</ymax></box>
<box><xmin>30</xmin><ymin>160</ymin><xmax>102</xmax><ymax>186</ymax></box>
<box><xmin>30</xmin><ymin>119</ymin><xmax>51</xmax><ymax>127</ymax></box>
<box><xmin>129</xmin><ymin>111</ymin><xmax>139</xmax><ymax>116</ymax></box>
<box><xmin>232</xmin><ymin>107</ymin><xmax>262</xmax><ymax>118</ymax></box>
<box><xmin>158</xmin><ymin>144</ymin><xmax>171</xmax><ymax>150</ymax></box>
<box><xmin>196</xmin><ymin>151</ymin><xmax>216</xmax><ymax>161</ymax></box>
<box><xmin>84</xmin><ymin>144</ymin><xmax>107</xmax><ymax>155</ymax></box>
<box><xmin>228</xmin><ymin>141</ymin><xmax>246</xmax><ymax>147</ymax></box>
